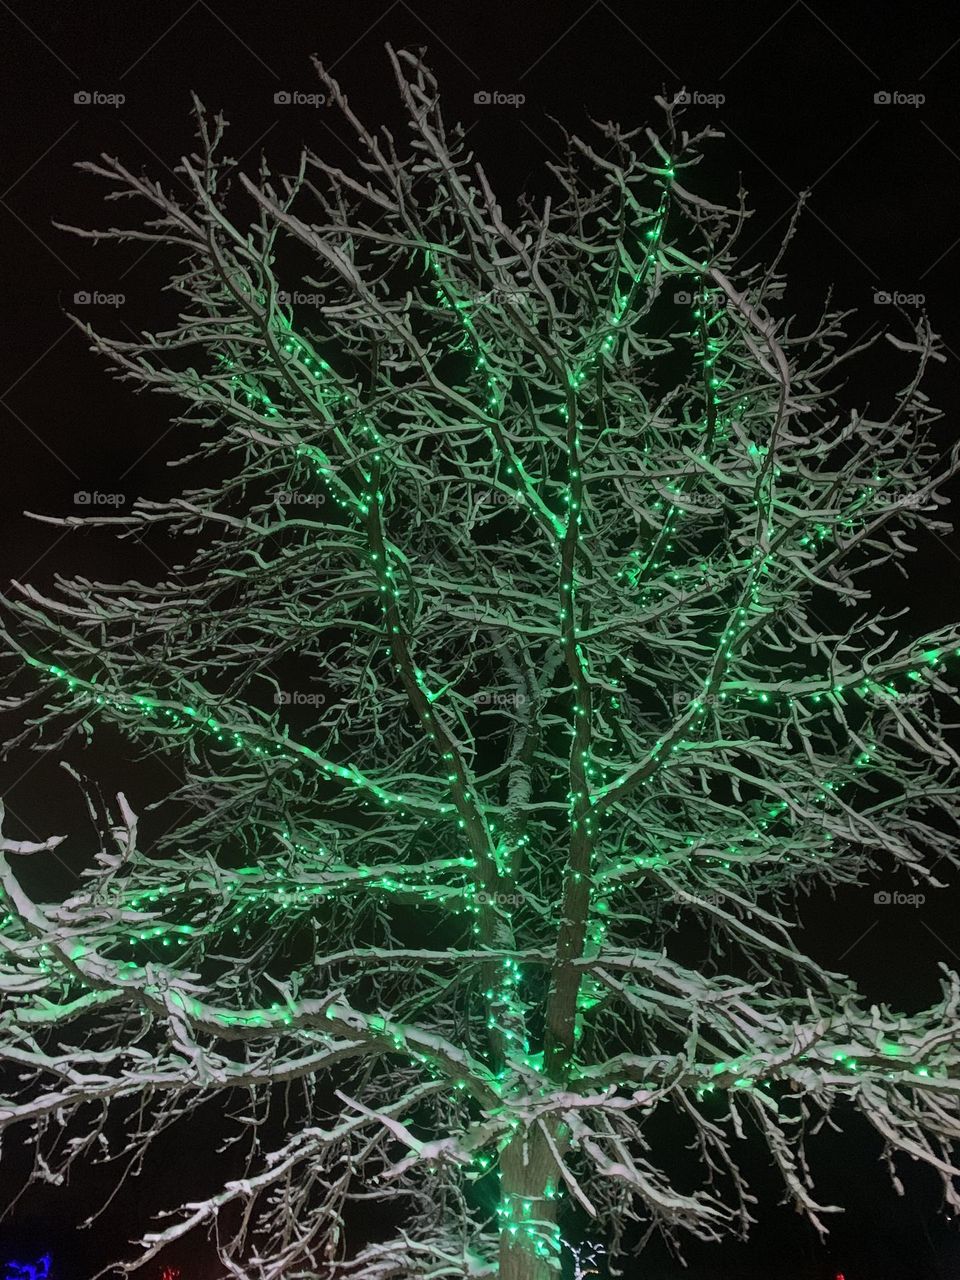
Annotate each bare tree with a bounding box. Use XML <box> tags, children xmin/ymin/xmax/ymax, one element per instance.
<box><xmin>2</xmin><ymin>46</ymin><xmax>960</xmax><ymax>1280</ymax></box>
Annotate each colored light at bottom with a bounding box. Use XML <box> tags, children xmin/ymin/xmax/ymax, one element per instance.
<box><xmin>3</xmin><ymin>1259</ymin><xmax>51</xmax><ymax>1280</ymax></box>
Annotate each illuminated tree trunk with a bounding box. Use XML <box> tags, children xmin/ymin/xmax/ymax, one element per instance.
<box><xmin>498</xmin><ymin>1126</ymin><xmax>559</xmax><ymax>1280</ymax></box>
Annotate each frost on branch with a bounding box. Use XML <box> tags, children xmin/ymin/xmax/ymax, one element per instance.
<box><xmin>1</xmin><ymin>45</ymin><xmax>960</xmax><ymax>1280</ymax></box>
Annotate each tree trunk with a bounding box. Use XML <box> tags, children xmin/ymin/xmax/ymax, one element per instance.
<box><xmin>497</xmin><ymin>1126</ymin><xmax>560</xmax><ymax>1280</ymax></box>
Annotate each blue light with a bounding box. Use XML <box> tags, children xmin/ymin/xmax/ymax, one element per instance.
<box><xmin>3</xmin><ymin>1257</ymin><xmax>51</xmax><ymax>1280</ymax></box>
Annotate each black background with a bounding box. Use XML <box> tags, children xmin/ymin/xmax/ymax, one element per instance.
<box><xmin>0</xmin><ymin>3</ymin><xmax>959</xmax><ymax>1277</ymax></box>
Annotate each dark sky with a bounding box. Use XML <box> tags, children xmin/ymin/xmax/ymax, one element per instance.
<box><xmin>0</xmin><ymin>3</ymin><xmax>959</xmax><ymax>1277</ymax></box>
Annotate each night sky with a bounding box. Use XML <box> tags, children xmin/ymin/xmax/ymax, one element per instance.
<box><xmin>1</xmin><ymin>3</ymin><xmax>959</xmax><ymax>1277</ymax></box>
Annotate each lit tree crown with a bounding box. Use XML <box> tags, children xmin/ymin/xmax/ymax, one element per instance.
<box><xmin>2</xmin><ymin>47</ymin><xmax>960</xmax><ymax>1280</ymax></box>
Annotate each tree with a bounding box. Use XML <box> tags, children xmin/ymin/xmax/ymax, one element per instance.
<box><xmin>2</xmin><ymin>45</ymin><xmax>960</xmax><ymax>1280</ymax></box>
